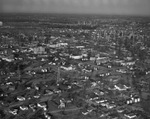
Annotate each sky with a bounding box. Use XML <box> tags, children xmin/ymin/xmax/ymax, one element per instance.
<box><xmin>1</xmin><ymin>0</ymin><xmax>150</xmax><ymax>16</ymax></box>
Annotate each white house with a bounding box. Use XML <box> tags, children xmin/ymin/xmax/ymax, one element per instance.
<box><xmin>70</xmin><ymin>55</ymin><xmax>82</xmax><ymax>59</ymax></box>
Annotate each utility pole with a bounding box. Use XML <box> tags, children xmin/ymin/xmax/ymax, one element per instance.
<box><xmin>17</xmin><ymin>63</ymin><xmax>21</xmax><ymax>81</ymax></box>
<box><xmin>57</xmin><ymin>50</ymin><xmax>61</xmax><ymax>82</ymax></box>
<box><xmin>57</xmin><ymin>64</ymin><xmax>60</xmax><ymax>82</ymax></box>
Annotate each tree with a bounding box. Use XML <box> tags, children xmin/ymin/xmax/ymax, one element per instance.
<box><xmin>132</xmin><ymin>59</ymin><xmax>150</xmax><ymax>117</ymax></box>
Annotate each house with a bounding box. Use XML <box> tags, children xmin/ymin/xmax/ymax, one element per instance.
<box><xmin>1</xmin><ymin>57</ymin><xmax>14</xmax><ymax>62</ymax></box>
<box><xmin>20</xmin><ymin>106</ymin><xmax>29</xmax><ymax>111</ymax></box>
<box><xmin>70</xmin><ymin>55</ymin><xmax>82</xmax><ymax>60</ymax></box>
<box><xmin>33</xmin><ymin>46</ymin><xmax>46</xmax><ymax>54</ymax></box>
<box><xmin>60</xmin><ymin>66</ymin><xmax>75</xmax><ymax>71</ymax></box>
<box><xmin>90</xmin><ymin>57</ymin><xmax>96</xmax><ymax>61</ymax></box>
<box><xmin>48</xmin><ymin>43</ymin><xmax>68</xmax><ymax>48</ymax></box>
<box><xmin>124</xmin><ymin>113</ymin><xmax>137</xmax><ymax>119</ymax></box>
<box><xmin>121</xmin><ymin>61</ymin><xmax>135</xmax><ymax>66</ymax></box>
<box><xmin>96</xmin><ymin>57</ymin><xmax>110</xmax><ymax>65</ymax></box>
<box><xmin>116</xmin><ymin>69</ymin><xmax>127</xmax><ymax>73</ymax></box>
<box><xmin>114</xmin><ymin>84</ymin><xmax>129</xmax><ymax>91</ymax></box>
<box><xmin>76</xmin><ymin>46</ymin><xmax>85</xmax><ymax>49</ymax></box>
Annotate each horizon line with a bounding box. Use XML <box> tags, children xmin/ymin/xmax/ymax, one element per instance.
<box><xmin>1</xmin><ymin>11</ymin><xmax>150</xmax><ymax>18</ymax></box>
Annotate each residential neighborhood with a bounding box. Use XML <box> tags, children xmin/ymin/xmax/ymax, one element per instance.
<box><xmin>0</xmin><ymin>13</ymin><xmax>150</xmax><ymax>119</ymax></box>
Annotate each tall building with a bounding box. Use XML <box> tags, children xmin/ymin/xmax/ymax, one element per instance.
<box><xmin>0</xmin><ymin>21</ymin><xmax>3</xmax><ymax>26</ymax></box>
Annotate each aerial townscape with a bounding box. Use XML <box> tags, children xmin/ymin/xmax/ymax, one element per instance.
<box><xmin>0</xmin><ymin>13</ymin><xmax>150</xmax><ymax>119</ymax></box>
